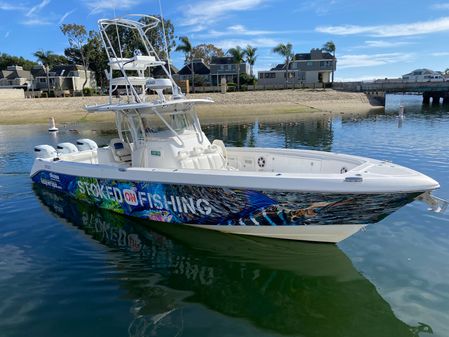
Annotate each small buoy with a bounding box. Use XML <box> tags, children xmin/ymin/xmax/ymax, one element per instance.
<box><xmin>48</xmin><ymin>117</ymin><xmax>58</xmax><ymax>132</ymax></box>
<box><xmin>399</xmin><ymin>105</ymin><xmax>405</xmax><ymax>119</ymax></box>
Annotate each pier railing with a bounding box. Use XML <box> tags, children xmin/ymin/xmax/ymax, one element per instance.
<box><xmin>333</xmin><ymin>80</ymin><xmax>449</xmax><ymax>105</ymax></box>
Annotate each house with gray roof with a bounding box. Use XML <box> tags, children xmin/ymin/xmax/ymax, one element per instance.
<box><xmin>258</xmin><ymin>48</ymin><xmax>336</xmax><ymax>86</ymax></box>
<box><xmin>209</xmin><ymin>56</ymin><xmax>250</xmax><ymax>86</ymax></box>
<box><xmin>176</xmin><ymin>58</ymin><xmax>211</xmax><ymax>86</ymax></box>
<box><xmin>152</xmin><ymin>61</ymin><xmax>178</xmax><ymax>79</ymax></box>
<box><xmin>0</xmin><ymin>66</ymin><xmax>32</xmax><ymax>89</ymax></box>
<box><xmin>402</xmin><ymin>69</ymin><xmax>444</xmax><ymax>82</ymax></box>
<box><xmin>32</xmin><ymin>64</ymin><xmax>96</xmax><ymax>93</ymax></box>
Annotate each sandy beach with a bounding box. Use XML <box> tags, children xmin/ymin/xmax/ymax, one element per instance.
<box><xmin>0</xmin><ymin>89</ymin><xmax>382</xmax><ymax>125</ymax></box>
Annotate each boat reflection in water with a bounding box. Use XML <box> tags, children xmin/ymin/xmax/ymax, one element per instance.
<box><xmin>34</xmin><ymin>186</ymin><xmax>432</xmax><ymax>337</ymax></box>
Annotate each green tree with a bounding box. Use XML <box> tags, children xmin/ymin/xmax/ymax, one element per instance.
<box><xmin>227</xmin><ymin>46</ymin><xmax>246</xmax><ymax>90</ymax></box>
<box><xmin>60</xmin><ymin>23</ymin><xmax>90</xmax><ymax>96</ymax></box>
<box><xmin>139</xmin><ymin>16</ymin><xmax>175</xmax><ymax>60</ymax></box>
<box><xmin>273</xmin><ymin>43</ymin><xmax>294</xmax><ymax>86</ymax></box>
<box><xmin>86</xmin><ymin>31</ymin><xmax>109</xmax><ymax>94</ymax></box>
<box><xmin>191</xmin><ymin>44</ymin><xmax>224</xmax><ymax>65</ymax></box>
<box><xmin>104</xmin><ymin>15</ymin><xmax>175</xmax><ymax>60</ymax></box>
<box><xmin>63</xmin><ymin>47</ymin><xmax>82</xmax><ymax>64</ymax></box>
<box><xmin>64</xmin><ymin>31</ymin><xmax>109</xmax><ymax>93</ymax></box>
<box><xmin>47</xmin><ymin>54</ymin><xmax>69</xmax><ymax>65</ymax></box>
<box><xmin>244</xmin><ymin>45</ymin><xmax>257</xmax><ymax>77</ymax></box>
<box><xmin>322</xmin><ymin>40</ymin><xmax>336</xmax><ymax>83</ymax></box>
<box><xmin>0</xmin><ymin>53</ymin><xmax>37</xmax><ymax>70</ymax></box>
<box><xmin>176</xmin><ymin>36</ymin><xmax>195</xmax><ymax>92</ymax></box>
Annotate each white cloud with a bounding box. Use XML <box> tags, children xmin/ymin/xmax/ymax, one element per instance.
<box><xmin>4</xmin><ymin>31</ymin><xmax>10</xmax><ymax>38</ymax></box>
<box><xmin>58</xmin><ymin>9</ymin><xmax>75</xmax><ymax>24</ymax></box>
<box><xmin>296</xmin><ymin>0</ymin><xmax>338</xmax><ymax>16</ymax></box>
<box><xmin>197</xmin><ymin>24</ymin><xmax>298</xmax><ymax>39</ymax></box>
<box><xmin>180</xmin><ymin>0</ymin><xmax>265</xmax><ymax>28</ymax></box>
<box><xmin>213</xmin><ymin>37</ymin><xmax>279</xmax><ymax>50</ymax></box>
<box><xmin>26</xmin><ymin>0</ymin><xmax>50</xmax><ymax>17</ymax></box>
<box><xmin>316</xmin><ymin>17</ymin><xmax>449</xmax><ymax>37</ymax></box>
<box><xmin>21</xmin><ymin>18</ymin><xmax>51</xmax><ymax>25</ymax></box>
<box><xmin>227</xmin><ymin>24</ymin><xmax>272</xmax><ymax>35</ymax></box>
<box><xmin>431</xmin><ymin>3</ymin><xmax>449</xmax><ymax>9</ymax></box>
<box><xmin>354</xmin><ymin>40</ymin><xmax>414</xmax><ymax>48</ymax></box>
<box><xmin>431</xmin><ymin>51</ymin><xmax>449</xmax><ymax>56</ymax></box>
<box><xmin>0</xmin><ymin>1</ymin><xmax>26</xmax><ymax>10</ymax></box>
<box><xmin>338</xmin><ymin>53</ymin><xmax>414</xmax><ymax>69</ymax></box>
<box><xmin>84</xmin><ymin>0</ymin><xmax>140</xmax><ymax>14</ymax></box>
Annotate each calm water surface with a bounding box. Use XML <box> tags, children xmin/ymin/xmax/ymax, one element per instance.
<box><xmin>1</xmin><ymin>94</ymin><xmax>448</xmax><ymax>337</ymax></box>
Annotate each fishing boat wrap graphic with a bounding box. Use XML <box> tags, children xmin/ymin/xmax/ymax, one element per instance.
<box><xmin>32</xmin><ymin>171</ymin><xmax>419</xmax><ymax>226</ymax></box>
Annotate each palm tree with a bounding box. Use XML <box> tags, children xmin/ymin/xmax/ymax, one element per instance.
<box><xmin>227</xmin><ymin>46</ymin><xmax>246</xmax><ymax>90</ymax></box>
<box><xmin>322</xmin><ymin>41</ymin><xmax>336</xmax><ymax>83</ymax></box>
<box><xmin>34</xmin><ymin>50</ymin><xmax>57</xmax><ymax>94</ymax></box>
<box><xmin>175</xmin><ymin>36</ymin><xmax>195</xmax><ymax>92</ymax></box>
<box><xmin>272</xmin><ymin>43</ymin><xmax>294</xmax><ymax>86</ymax></box>
<box><xmin>245</xmin><ymin>45</ymin><xmax>257</xmax><ymax>77</ymax></box>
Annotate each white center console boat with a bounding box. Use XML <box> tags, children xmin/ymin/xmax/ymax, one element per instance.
<box><xmin>30</xmin><ymin>15</ymin><xmax>445</xmax><ymax>243</ymax></box>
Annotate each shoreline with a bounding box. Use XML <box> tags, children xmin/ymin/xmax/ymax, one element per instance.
<box><xmin>0</xmin><ymin>89</ymin><xmax>383</xmax><ymax>125</ymax></box>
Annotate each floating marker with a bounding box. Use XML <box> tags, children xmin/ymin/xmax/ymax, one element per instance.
<box><xmin>48</xmin><ymin>117</ymin><xmax>58</xmax><ymax>132</ymax></box>
<box><xmin>399</xmin><ymin>105</ymin><xmax>405</xmax><ymax>119</ymax></box>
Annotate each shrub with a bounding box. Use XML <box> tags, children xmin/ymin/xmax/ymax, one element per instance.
<box><xmin>239</xmin><ymin>73</ymin><xmax>257</xmax><ymax>86</ymax></box>
<box><xmin>82</xmin><ymin>87</ymin><xmax>95</xmax><ymax>96</ymax></box>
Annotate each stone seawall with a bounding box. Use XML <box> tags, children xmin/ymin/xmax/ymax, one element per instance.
<box><xmin>0</xmin><ymin>89</ymin><xmax>24</xmax><ymax>100</ymax></box>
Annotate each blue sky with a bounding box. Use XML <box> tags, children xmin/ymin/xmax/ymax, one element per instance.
<box><xmin>2</xmin><ymin>0</ymin><xmax>449</xmax><ymax>80</ymax></box>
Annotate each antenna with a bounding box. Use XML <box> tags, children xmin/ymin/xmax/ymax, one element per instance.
<box><xmin>158</xmin><ymin>0</ymin><xmax>172</xmax><ymax>78</ymax></box>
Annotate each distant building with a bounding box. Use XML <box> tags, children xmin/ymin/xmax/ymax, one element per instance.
<box><xmin>210</xmin><ymin>56</ymin><xmax>250</xmax><ymax>85</ymax></box>
<box><xmin>402</xmin><ymin>69</ymin><xmax>444</xmax><ymax>82</ymax></box>
<box><xmin>258</xmin><ymin>48</ymin><xmax>336</xmax><ymax>85</ymax></box>
<box><xmin>176</xmin><ymin>59</ymin><xmax>211</xmax><ymax>86</ymax></box>
<box><xmin>0</xmin><ymin>65</ymin><xmax>32</xmax><ymax>89</ymax></box>
<box><xmin>31</xmin><ymin>64</ymin><xmax>97</xmax><ymax>93</ymax></box>
<box><xmin>152</xmin><ymin>61</ymin><xmax>178</xmax><ymax>79</ymax></box>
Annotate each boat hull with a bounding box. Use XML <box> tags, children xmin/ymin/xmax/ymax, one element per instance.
<box><xmin>31</xmin><ymin>169</ymin><xmax>420</xmax><ymax>243</ymax></box>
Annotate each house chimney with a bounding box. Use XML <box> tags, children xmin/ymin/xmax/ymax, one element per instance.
<box><xmin>310</xmin><ymin>48</ymin><xmax>322</xmax><ymax>59</ymax></box>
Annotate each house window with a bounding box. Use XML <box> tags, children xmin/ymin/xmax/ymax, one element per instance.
<box><xmin>307</xmin><ymin>61</ymin><xmax>313</xmax><ymax>66</ymax></box>
<box><xmin>39</xmin><ymin>78</ymin><xmax>46</xmax><ymax>83</ymax></box>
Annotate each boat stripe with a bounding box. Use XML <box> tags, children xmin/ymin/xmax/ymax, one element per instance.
<box><xmin>262</xmin><ymin>210</ymin><xmax>277</xmax><ymax>226</ymax></box>
<box><xmin>278</xmin><ymin>211</ymin><xmax>288</xmax><ymax>225</ymax></box>
<box><xmin>249</xmin><ymin>213</ymin><xmax>260</xmax><ymax>226</ymax></box>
